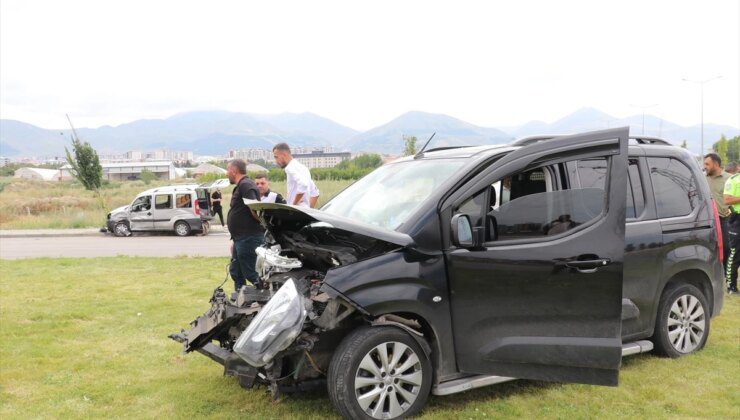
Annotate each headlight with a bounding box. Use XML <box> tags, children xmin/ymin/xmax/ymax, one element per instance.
<box><xmin>233</xmin><ymin>279</ymin><xmax>306</xmax><ymax>367</ymax></box>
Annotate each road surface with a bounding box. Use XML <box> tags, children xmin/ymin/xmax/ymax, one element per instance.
<box><xmin>0</xmin><ymin>232</ymin><xmax>231</xmax><ymax>259</ymax></box>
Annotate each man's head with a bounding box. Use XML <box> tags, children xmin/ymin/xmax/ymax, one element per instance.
<box><xmin>273</xmin><ymin>143</ymin><xmax>292</xmax><ymax>168</ymax></box>
<box><xmin>704</xmin><ymin>153</ymin><xmax>722</xmax><ymax>176</ymax></box>
<box><xmin>254</xmin><ymin>173</ymin><xmax>270</xmax><ymax>195</ymax></box>
<box><xmin>726</xmin><ymin>161</ymin><xmax>738</xmax><ymax>174</ymax></box>
<box><xmin>226</xmin><ymin>159</ymin><xmax>247</xmax><ymax>184</ymax></box>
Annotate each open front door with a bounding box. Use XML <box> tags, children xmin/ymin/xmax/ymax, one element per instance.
<box><xmin>445</xmin><ymin>127</ymin><xmax>628</xmax><ymax>386</ymax></box>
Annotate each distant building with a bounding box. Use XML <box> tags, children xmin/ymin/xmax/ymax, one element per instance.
<box><xmin>13</xmin><ymin>167</ymin><xmax>61</xmax><ymax>181</ymax></box>
<box><xmin>293</xmin><ymin>150</ymin><xmax>351</xmax><ymax>169</ymax></box>
<box><xmin>0</xmin><ymin>157</ymin><xmax>10</xmax><ymax>167</ymax></box>
<box><xmin>192</xmin><ymin>163</ymin><xmax>227</xmax><ymax>177</ymax></box>
<box><xmin>247</xmin><ymin>163</ymin><xmax>268</xmax><ymax>173</ymax></box>
<box><xmin>60</xmin><ymin>161</ymin><xmax>178</xmax><ymax>181</ymax></box>
<box><xmin>125</xmin><ymin>150</ymin><xmax>142</xmax><ymax>160</ymax></box>
<box><xmin>228</xmin><ymin>148</ymin><xmax>273</xmax><ymax>162</ymax></box>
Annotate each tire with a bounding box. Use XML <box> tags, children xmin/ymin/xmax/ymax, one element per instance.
<box><xmin>174</xmin><ymin>221</ymin><xmax>191</xmax><ymax>237</ymax></box>
<box><xmin>652</xmin><ymin>283</ymin><xmax>710</xmax><ymax>358</ymax></box>
<box><xmin>327</xmin><ymin>326</ymin><xmax>432</xmax><ymax>420</ymax></box>
<box><xmin>113</xmin><ymin>222</ymin><xmax>131</xmax><ymax>237</ymax></box>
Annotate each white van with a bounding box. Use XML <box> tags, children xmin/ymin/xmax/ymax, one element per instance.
<box><xmin>106</xmin><ymin>184</ymin><xmax>213</xmax><ymax>236</ymax></box>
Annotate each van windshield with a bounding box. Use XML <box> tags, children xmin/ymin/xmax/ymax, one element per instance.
<box><xmin>322</xmin><ymin>159</ymin><xmax>465</xmax><ymax>230</ymax></box>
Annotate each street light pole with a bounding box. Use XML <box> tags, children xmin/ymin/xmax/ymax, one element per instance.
<box><xmin>683</xmin><ymin>76</ymin><xmax>722</xmax><ymax>154</ymax></box>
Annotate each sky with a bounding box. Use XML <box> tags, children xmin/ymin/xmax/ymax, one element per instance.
<box><xmin>1</xmin><ymin>0</ymin><xmax>738</xmax><ymax>131</ymax></box>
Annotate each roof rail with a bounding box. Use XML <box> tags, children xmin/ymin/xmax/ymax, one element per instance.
<box><xmin>629</xmin><ymin>136</ymin><xmax>671</xmax><ymax>145</ymax></box>
<box><xmin>510</xmin><ymin>135</ymin><xmax>562</xmax><ymax>147</ymax></box>
<box><xmin>421</xmin><ymin>145</ymin><xmax>473</xmax><ymax>154</ymax></box>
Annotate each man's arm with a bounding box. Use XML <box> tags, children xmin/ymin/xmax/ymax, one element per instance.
<box><xmin>275</xmin><ymin>193</ymin><xmax>287</xmax><ymax>204</ymax></box>
<box><xmin>242</xmin><ymin>184</ymin><xmax>262</xmax><ymax>222</ymax></box>
<box><xmin>309</xmin><ymin>195</ymin><xmax>319</xmax><ymax>208</ymax></box>
<box><xmin>724</xmin><ymin>194</ymin><xmax>740</xmax><ymax>206</ymax></box>
<box><xmin>292</xmin><ymin>192</ymin><xmax>305</xmax><ymax>205</ymax></box>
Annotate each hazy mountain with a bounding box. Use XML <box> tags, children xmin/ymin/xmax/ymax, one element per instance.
<box><xmin>509</xmin><ymin>107</ymin><xmax>739</xmax><ymax>154</ymax></box>
<box><xmin>0</xmin><ymin>119</ymin><xmax>70</xmax><ymax>157</ymax></box>
<box><xmin>0</xmin><ymin>110</ymin><xmax>355</xmax><ymax>157</ymax></box>
<box><xmin>252</xmin><ymin>112</ymin><xmax>358</xmax><ymax>144</ymax></box>
<box><xmin>345</xmin><ymin>111</ymin><xmax>512</xmax><ymax>153</ymax></box>
<box><xmin>1</xmin><ymin>107</ymin><xmax>738</xmax><ymax>157</ymax></box>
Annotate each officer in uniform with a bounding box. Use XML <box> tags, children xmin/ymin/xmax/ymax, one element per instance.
<box><xmin>723</xmin><ymin>172</ymin><xmax>740</xmax><ymax>294</ymax></box>
<box><xmin>254</xmin><ymin>173</ymin><xmax>287</xmax><ymax>204</ymax></box>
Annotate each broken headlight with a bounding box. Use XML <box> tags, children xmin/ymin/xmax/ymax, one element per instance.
<box><xmin>255</xmin><ymin>246</ymin><xmax>302</xmax><ymax>280</ymax></box>
<box><xmin>233</xmin><ymin>279</ymin><xmax>307</xmax><ymax>367</ymax></box>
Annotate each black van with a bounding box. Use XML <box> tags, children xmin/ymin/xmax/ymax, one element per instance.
<box><xmin>171</xmin><ymin>127</ymin><xmax>724</xmax><ymax>419</ymax></box>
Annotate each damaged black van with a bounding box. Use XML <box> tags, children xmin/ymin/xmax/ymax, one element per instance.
<box><xmin>171</xmin><ymin>127</ymin><xmax>724</xmax><ymax>419</ymax></box>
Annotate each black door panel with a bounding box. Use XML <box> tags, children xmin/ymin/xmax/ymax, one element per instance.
<box><xmin>444</xmin><ymin>127</ymin><xmax>629</xmax><ymax>386</ymax></box>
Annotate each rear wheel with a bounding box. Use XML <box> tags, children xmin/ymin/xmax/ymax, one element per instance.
<box><xmin>113</xmin><ymin>222</ymin><xmax>131</xmax><ymax>237</ymax></box>
<box><xmin>327</xmin><ymin>327</ymin><xmax>432</xmax><ymax>420</ymax></box>
<box><xmin>652</xmin><ymin>283</ymin><xmax>710</xmax><ymax>357</ymax></box>
<box><xmin>174</xmin><ymin>221</ymin><xmax>191</xmax><ymax>237</ymax></box>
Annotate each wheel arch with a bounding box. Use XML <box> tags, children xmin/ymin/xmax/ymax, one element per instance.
<box><xmin>369</xmin><ymin>311</ymin><xmax>445</xmax><ymax>384</ymax></box>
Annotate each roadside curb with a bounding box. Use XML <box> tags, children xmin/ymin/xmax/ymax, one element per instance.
<box><xmin>0</xmin><ymin>228</ymin><xmax>231</xmax><ymax>239</ymax></box>
<box><xmin>0</xmin><ymin>229</ymin><xmax>107</xmax><ymax>239</ymax></box>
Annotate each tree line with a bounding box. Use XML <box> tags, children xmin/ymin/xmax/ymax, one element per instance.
<box><xmin>711</xmin><ymin>135</ymin><xmax>740</xmax><ymax>165</ymax></box>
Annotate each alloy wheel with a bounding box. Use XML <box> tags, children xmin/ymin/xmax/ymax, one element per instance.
<box><xmin>354</xmin><ymin>341</ymin><xmax>423</xmax><ymax>419</ymax></box>
<box><xmin>667</xmin><ymin>294</ymin><xmax>706</xmax><ymax>353</ymax></box>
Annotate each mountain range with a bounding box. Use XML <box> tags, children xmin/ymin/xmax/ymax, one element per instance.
<box><xmin>1</xmin><ymin>108</ymin><xmax>738</xmax><ymax>157</ymax></box>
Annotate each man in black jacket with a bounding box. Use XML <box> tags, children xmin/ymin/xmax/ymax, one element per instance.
<box><xmin>226</xmin><ymin>159</ymin><xmax>265</xmax><ymax>291</ymax></box>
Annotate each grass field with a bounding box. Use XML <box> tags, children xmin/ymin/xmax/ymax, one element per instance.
<box><xmin>0</xmin><ymin>178</ymin><xmax>353</xmax><ymax>230</ymax></box>
<box><xmin>1</xmin><ymin>257</ymin><xmax>738</xmax><ymax>418</ymax></box>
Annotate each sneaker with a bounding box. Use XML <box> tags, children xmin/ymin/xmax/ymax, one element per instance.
<box><xmin>728</xmin><ymin>288</ymin><xmax>739</xmax><ymax>295</ymax></box>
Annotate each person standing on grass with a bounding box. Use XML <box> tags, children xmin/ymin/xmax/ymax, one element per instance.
<box><xmin>254</xmin><ymin>173</ymin><xmax>287</xmax><ymax>204</ymax></box>
<box><xmin>226</xmin><ymin>159</ymin><xmax>264</xmax><ymax>291</ymax></box>
<box><xmin>211</xmin><ymin>187</ymin><xmax>224</xmax><ymax>227</ymax></box>
<box><xmin>723</xmin><ymin>170</ymin><xmax>740</xmax><ymax>295</ymax></box>
<box><xmin>704</xmin><ymin>153</ymin><xmax>731</xmax><ymax>267</ymax></box>
<box><xmin>272</xmin><ymin>143</ymin><xmax>320</xmax><ymax>208</ymax></box>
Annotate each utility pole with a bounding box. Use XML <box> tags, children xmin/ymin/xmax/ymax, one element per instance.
<box><xmin>629</xmin><ymin>104</ymin><xmax>658</xmax><ymax>135</ymax></box>
<box><xmin>683</xmin><ymin>76</ymin><xmax>722</xmax><ymax>154</ymax></box>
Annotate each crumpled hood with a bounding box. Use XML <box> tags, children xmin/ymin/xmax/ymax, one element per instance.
<box><xmin>244</xmin><ymin>200</ymin><xmax>414</xmax><ymax>248</ymax></box>
<box><xmin>109</xmin><ymin>205</ymin><xmax>129</xmax><ymax>215</ymax></box>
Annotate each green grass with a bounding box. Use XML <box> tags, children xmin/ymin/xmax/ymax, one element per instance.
<box><xmin>1</xmin><ymin>257</ymin><xmax>739</xmax><ymax>418</ymax></box>
<box><xmin>0</xmin><ymin>179</ymin><xmax>353</xmax><ymax>230</ymax></box>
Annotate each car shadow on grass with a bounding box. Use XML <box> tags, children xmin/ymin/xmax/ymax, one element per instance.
<box><xmin>272</xmin><ymin>353</ymin><xmax>657</xmax><ymax>418</ymax></box>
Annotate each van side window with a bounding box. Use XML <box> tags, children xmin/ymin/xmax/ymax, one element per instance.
<box><xmin>488</xmin><ymin>160</ymin><xmax>606</xmax><ymax>241</ymax></box>
<box><xmin>176</xmin><ymin>193</ymin><xmax>192</xmax><ymax>208</ymax></box>
<box><xmin>155</xmin><ymin>194</ymin><xmax>172</xmax><ymax>210</ymax></box>
<box><xmin>648</xmin><ymin>157</ymin><xmax>698</xmax><ymax>218</ymax></box>
<box><xmin>131</xmin><ymin>195</ymin><xmax>151</xmax><ymax>212</ymax></box>
<box><xmin>626</xmin><ymin>159</ymin><xmax>645</xmax><ymax>219</ymax></box>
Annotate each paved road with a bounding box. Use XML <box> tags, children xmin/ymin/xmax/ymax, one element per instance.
<box><xmin>0</xmin><ymin>232</ymin><xmax>231</xmax><ymax>259</ymax></box>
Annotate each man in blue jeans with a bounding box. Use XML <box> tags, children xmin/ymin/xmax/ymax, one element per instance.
<box><xmin>226</xmin><ymin>159</ymin><xmax>265</xmax><ymax>291</ymax></box>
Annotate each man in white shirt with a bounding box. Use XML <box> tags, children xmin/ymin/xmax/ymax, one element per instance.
<box><xmin>272</xmin><ymin>143</ymin><xmax>320</xmax><ymax>208</ymax></box>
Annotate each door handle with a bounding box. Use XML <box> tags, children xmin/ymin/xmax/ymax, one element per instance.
<box><xmin>555</xmin><ymin>257</ymin><xmax>611</xmax><ymax>273</ymax></box>
<box><xmin>147</xmin><ymin>212</ymin><xmax>152</xmax><ymax>216</ymax></box>
<box><xmin>565</xmin><ymin>259</ymin><xmax>611</xmax><ymax>269</ymax></box>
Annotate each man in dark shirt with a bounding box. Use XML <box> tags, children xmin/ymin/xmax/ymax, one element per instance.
<box><xmin>211</xmin><ymin>188</ymin><xmax>224</xmax><ymax>226</ymax></box>
<box><xmin>226</xmin><ymin>159</ymin><xmax>265</xmax><ymax>291</ymax></box>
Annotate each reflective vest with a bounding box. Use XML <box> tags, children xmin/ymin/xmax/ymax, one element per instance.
<box><xmin>260</xmin><ymin>191</ymin><xmax>279</xmax><ymax>203</ymax></box>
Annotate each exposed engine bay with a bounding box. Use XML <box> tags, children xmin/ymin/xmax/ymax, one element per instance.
<box><xmin>169</xmin><ymin>206</ymin><xmax>402</xmax><ymax>395</ymax></box>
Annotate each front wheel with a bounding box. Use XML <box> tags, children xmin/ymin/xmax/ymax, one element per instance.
<box><xmin>327</xmin><ymin>326</ymin><xmax>432</xmax><ymax>420</ymax></box>
<box><xmin>652</xmin><ymin>283</ymin><xmax>710</xmax><ymax>357</ymax></box>
<box><xmin>113</xmin><ymin>222</ymin><xmax>131</xmax><ymax>237</ymax></box>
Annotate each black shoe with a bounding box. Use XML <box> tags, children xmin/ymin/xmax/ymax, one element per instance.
<box><xmin>728</xmin><ymin>287</ymin><xmax>739</xmax><ymax>295</ymax></box>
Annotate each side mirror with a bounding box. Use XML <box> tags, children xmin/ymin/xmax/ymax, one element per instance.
<box><xmin>450</xmin><ymin>214</ymin><xmax>475</xmax><ymax>248</ymax></box>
